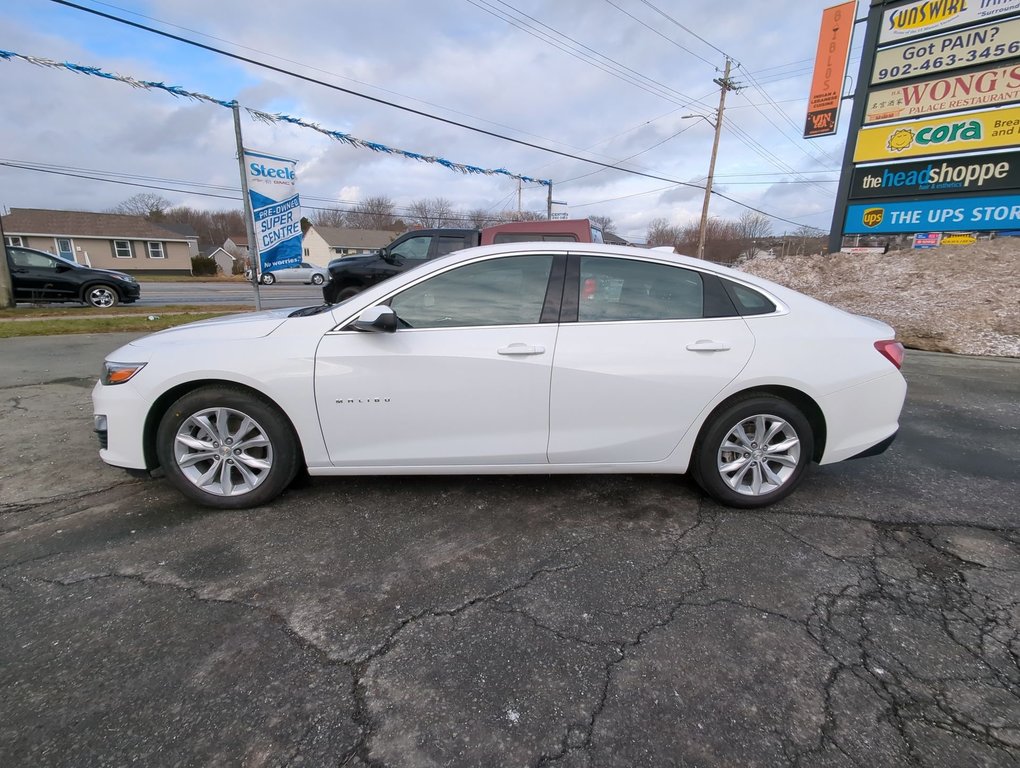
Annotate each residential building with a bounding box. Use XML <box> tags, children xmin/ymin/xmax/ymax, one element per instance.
<box><xmin>303</xmin><ymin>225</ymin><xmax>398</xmax><ymax>264</ymax></box>
<box><xmin>2</xmin><ymin>208</ymin><xmax>195</xmax><ymax>275</ymax></box>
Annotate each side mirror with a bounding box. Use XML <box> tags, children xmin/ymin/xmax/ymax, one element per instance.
<box><xmin>352</xmin><ymin>305</ymin><xmax>397</xmax><ymax>333</ymax></box>
<box><xmin>379</xmin><ymin>248</ymin><xmax>398</xmax><ymax>265</ymax></box>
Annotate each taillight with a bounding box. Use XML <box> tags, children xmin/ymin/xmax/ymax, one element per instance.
<box><xmin>874</xmin><ymin>340</ymin><xmax>904</xmax><ymax>369</ymax></box>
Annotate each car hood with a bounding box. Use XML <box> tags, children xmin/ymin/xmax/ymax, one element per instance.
<box><xmin>328</xmin><ymin>253</ymin><xmax>381</xmax><ymax>271</ymax></box>
<box><xmin>125</xmin><ymin>308</ymin><xmax>293</xmax><ymax>349</ymax></box>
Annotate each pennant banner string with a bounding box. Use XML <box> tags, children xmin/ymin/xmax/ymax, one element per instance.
<box><xmin>0</xmin><ymin>49</ymin><xmax>552</xmax><ymax>187</ymax></box>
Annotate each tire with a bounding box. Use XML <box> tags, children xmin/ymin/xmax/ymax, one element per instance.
<box><xmin>337</xmin><ymin>286</ymin><xmax>361</xmax><ymax>301</ymax></box>
<box><xmin>156</xmin><ymin>387</ymin><xmax>301</xmax><ymax>509</ymax></box>
<box><xmin>692</xmin><ymin>396</ymin><xmax>813</xmax><ymax>509</ymax></box>
<box><xmin>311</xmin><ymin>273</ymin><xmax>325</xmax><ymax>286</ymax></box>
<box><xmin>84</xmin><ymin>284</ymin><xmax>119</xmax><ymax>308</ymax></box>
<box><xmin>260</xmin><ymin>273</ymin><xmax>276</xmax><ymax>285</ymax></box>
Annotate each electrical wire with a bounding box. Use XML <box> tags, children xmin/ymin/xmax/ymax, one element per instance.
<box><xmin>44</xmin><ymin>0</ymin><xmax>825</xmax><ymax>228</ymax></box>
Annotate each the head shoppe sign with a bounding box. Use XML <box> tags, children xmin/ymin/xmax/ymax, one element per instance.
<box><xmin>243</xmin><ymin>148</ymin><xmax>303</xmax><ymax>275</ymax></box>
<box><xmin>850</xmin><ymin>150</ymin><xmax>1020</xmax><ymax>197</ymax></box>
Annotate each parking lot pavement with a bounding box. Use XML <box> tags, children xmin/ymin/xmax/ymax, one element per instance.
<box><xmin>1</xmin><ymin>336</ymin><xmax>1018</xmax><ymax>767</ymax></box>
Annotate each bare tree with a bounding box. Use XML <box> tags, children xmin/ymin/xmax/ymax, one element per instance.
<box><xmin>346</xmin><ymin>196</ymin><xmax>398</xmax><ymax>230</ymax></box>
<box><xmin>408</xmin><ymin>197</ymin><xmax>456</xmax><ymax>228</ymax></box>
<box><xmin>112</xmin><ymin>193</ymin><xmax>171</xmax><ymax>219</ymax></box>
<box><xmin>589</xmin><ymin>215</ymin><xmax>615</xmax><ymax>235</ymax></box>
<box><xmin>498</xmin><ymin>209</ymin><xmax>547</xmax><ymax>223</ymax></box>
<box><xmin>675</xmin><ymin>218</ymin><xmax>744</xmax><ymax>263</ymax></box>
<box><xmin>310</xmin><ymin>207</ymin><xmax>347</xmax><ymax>228</ymax></box>
<box><xmin>466</xmin><ymin>208</ymin><xmax>499</xmax><ymax>229</ymax></box>
<box><xmin>646</xmin><ymin>218</ymin><xmax>684</xmax><ymax>248</ymax></box>
<box><xmin>161</xmin><ymin>206</ymin><xmax>245</xmax><ymax>251</ymax></box>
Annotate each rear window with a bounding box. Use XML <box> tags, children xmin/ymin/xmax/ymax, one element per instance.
<box><xmin>722</xmin><ymin>280</ymin><xmax>777</xmax><ymax>316</ymax></box>
<box><xmin>492</xmin><ymin>233</ymin><xmax>579</xmax><ymax>244</ymax></box>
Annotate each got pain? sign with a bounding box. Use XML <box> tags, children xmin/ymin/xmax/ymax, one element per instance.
<box><xmin>845</xmin><ymin>194</ymin><xmax>1020</xmax><ymax>233</ymax></box>
<box><xmin>243</xmin><ymin>148</ymin><xmax>303</xmax><ymax>274</ymax></box>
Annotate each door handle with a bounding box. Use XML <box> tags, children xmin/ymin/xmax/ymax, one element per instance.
<box><xmin>686</xmin><ymin>339</ymin><xmax>731</xmax><ymax>352</ymax></box>
<box><xmin>497</xmin><ymin>343</ymin><xmax>546</xmax><ymax>356</ymax></box>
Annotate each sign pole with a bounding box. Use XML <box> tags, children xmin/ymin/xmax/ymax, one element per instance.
<box><xmin>232</xmin><ymin>102</ymin><xmax>262</xmax><ymax>311</ymax></box>
<box><xmin>0</xmin><ymin>213</ymin><xmax>14</xmax><ymax>309</ymax></box>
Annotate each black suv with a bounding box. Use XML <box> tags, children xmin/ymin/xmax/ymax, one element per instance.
<box><xmin>6</xmin><ymin>246</ymin><xmax>141</xmax><ymax>307</ymax></box>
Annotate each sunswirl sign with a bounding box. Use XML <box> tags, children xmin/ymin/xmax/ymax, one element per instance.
<box><xmin>853</xmin><ymin>104</ymin><xmax>1020</xmax><ymax>162</ymax></box>
<box><xmin>865</xmin><ymin>62</ymin><xmax>1020</xmax><ymax>124</ymax></box>
<box><xmin>872</xmin><ymin>16</ymin><xmax>1020</xmax><ymax>84</ymax></box>
<box><xmin>879</xmin><ymin>0</ymin><xmax>1020</xmax><ymax>45</ymax></box>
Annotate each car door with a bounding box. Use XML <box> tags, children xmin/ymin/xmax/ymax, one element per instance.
<box><xmin>314</xmin><ymin>253</ymin><xmax>563</xmax><ymax>467</ymax></box>
<box><xmin>547</xmin><ymin>254</ymin><xmax>755</xmax><ymax>464</ymax></box>
<box><xmin>7</xmin><ymin>248</ymin><xmax>77</xmax><ymax>302</ymax></box>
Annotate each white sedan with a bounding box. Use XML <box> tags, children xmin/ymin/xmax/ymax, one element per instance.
<box><xmin>93</xmin><ymin>243</ymin><xmax>906</xmax><ymax>510</ymax></box>
<box><xmin>258</xmin><ymin>261</ymin><xmax>327</xmax><ymax>285</ymax></box>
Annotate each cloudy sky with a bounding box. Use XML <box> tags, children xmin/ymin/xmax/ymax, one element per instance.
<box><xmin>0</xmin><ymin>0</ymin><xmax>863</xmax><ymax>241</ymax></box>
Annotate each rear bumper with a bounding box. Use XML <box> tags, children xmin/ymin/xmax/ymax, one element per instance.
<box><xmin>847</xmin><ymin>429</ymin><xmax>897</xmax><ymax>460</ymax></box>
<box><xmin>818</xmin><ymin>370</ymin><xmax>907</xmax><ymax>465</ymax></box>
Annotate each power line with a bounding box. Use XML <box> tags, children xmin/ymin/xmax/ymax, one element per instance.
<box><xmin>44</xmin><ymin>0</ymin><xmax>823</xmax><ymax>229</ymax></box>
<box><xmin>637</xmin><ymin>0</ymin><xmax>734</xmax><ymax>64</ymax></box>
<box><xmin>600</xmin><ymin>0</ymin><xmax>716</xmax><ymax>68</ymax></box>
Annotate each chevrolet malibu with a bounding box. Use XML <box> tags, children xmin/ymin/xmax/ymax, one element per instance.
<box><xmin>93</xmin><ymin>243</ymin><xmax>906</xmax><ymax>510</ymax></box>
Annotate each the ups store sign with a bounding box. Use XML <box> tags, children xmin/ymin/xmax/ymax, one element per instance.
<box><xmin>851</xmin><ymin>150</ymin><xmax>1020</xmax><ymax>198</ymax></box>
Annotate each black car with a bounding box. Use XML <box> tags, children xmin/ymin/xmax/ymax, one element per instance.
<box><xmin>6</xmin><ymin>246</ymin><xmax>141</xmax><ymax>307</ymax></box>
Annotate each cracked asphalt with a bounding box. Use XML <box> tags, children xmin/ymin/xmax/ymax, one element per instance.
<box><xmin>1</xmin><ymin>333</ymin><xmax>1018</xmax><ymax>767</ymax></box>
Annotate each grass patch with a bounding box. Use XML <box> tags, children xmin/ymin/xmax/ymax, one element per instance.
<box><xmin>0</xmin><ymin>304</ymin><xmax>252</xmax><ymax>319</ymax></box>
<box><xmin>0</xmin><ymin>313</ymin><xmax>236</xmax><ymax>338</ymax></box>
<box><xmin>134</xmin><ymin>274</ymin><xmax>250</xmax><ymax>283</ymax></box>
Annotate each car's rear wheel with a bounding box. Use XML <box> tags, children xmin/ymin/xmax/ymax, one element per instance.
<box><xmin>260</xmin><ymin>273</ymin><xmax>276</xmax><ymax>285</ymax></box>
<box><xmin>311</xmin><ymin>273</ymin><xmax>325</xmax><ymax>285</ymax></box>
<box><xmin>692</xmin><ymin>396</ymin><xmax>813</xmax><ymax>508</ymax></box>
<box><xmin>156</xmin><ymin>387</ymin><xmax>300</xmax><ymax>509</ymax></box>
<box><xmin>84</xmin><ymin>284</ymin><xmax>119</xmax><ymax>308</ymax></box>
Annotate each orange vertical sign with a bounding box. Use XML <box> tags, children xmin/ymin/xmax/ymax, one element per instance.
<box><xmin>804</xmin><ymin>1</ymin><xmax>857</xmax><ymax>138</ymax></box>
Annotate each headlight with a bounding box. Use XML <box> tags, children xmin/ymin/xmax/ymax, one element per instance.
<box><xmin>115</xmin><ymin>274</ymin><xmax>137</xmax><ymax>283</ymax></box>
<box><xmin>102</xmin><ymin>361</ymin><xmax>146</xmax><ymax>385</ymax></box>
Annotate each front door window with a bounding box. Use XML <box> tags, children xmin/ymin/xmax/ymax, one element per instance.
<box><xmin>56</xmin><ymin>238</ymin><xmax>75</xmax><ymax>263</ymax></box>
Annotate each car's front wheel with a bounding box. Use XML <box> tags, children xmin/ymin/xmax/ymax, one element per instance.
<box><xmin>156</xmin><ymin>387</ymin><xmax>301</xmax><ymax>509</ymax></box>
<box><xmin>260</xmin><ymin>273</ymin><xmax>276</xmax><ymax>285</ymax></box>
<box><xmin>84</xmin><ymin>284</ymin><xmax>119</xmax><ymax>308</ymax></box>
<box><xmin>692</xmin><ymin>395</ymin><xmax>813</xmax><ymax>508</ymax></box>
<box><xmin>311</xmin><ymin>273</ymin><xmax>325</xmax><ymax>285</ymax></box>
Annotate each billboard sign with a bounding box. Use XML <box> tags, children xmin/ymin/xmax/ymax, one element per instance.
<box><xmin>853</xmin><ymin>105</ymin><xmax>1020</xmax><ymax>162</ymax></box>
<box><xmin>864</xmin><ymin>62</ymin><xmax>1020</xmax><ymax>124</ymax></box>
<box><xmin>845</xmin><ymin>193</ymin><xmax>1020</xmax><ymax>233</ymax></box>
<box><xmin>243</xmin><ymin>148</ymin><xmax>302</xmax><ymax>275</ymax></box>
<box><xmin>879</xmin><ymin>0</ymin><xmax>1020</xmax><ymax>45</ymax></box>
<box><xmin>850</xmin><ymin>151</ymin><xmax>1020</xmax><ymax>198</ymax></box>
<box><xmin>804</xmin><ymin>1</ymin><xmax>857</xmax><ymax>138</ymax></box>
<box><xmin>872</xmin><ymin>17</ymin><xmax>1020</xmax><ymax>85</ymax></box>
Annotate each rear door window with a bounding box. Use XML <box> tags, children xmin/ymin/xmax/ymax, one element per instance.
<box><xmin>577</xmin><ymin>256</ymin><xmax>704</xmax><ymax>321</ymax></box>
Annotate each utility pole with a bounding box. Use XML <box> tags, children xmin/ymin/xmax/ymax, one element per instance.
<box><xmin>0</xmin><ymin>211</ymin><xmax>14</xmax><ymax>309</ymax></box>
<box><xmin>695</xmin><ymin>58</ymin><xmax>739</xmax><ymax>260</ymax></box>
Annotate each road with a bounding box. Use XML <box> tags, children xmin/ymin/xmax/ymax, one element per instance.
<box><xmin>1</xmin><ymin>337</ymin><xmax>1018</xmax><ymax>767</ymax></box>
<box><xmin>135</xmin><ymin>280</ymin><xmax>326</xmax><ymax>309</ymax></box>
